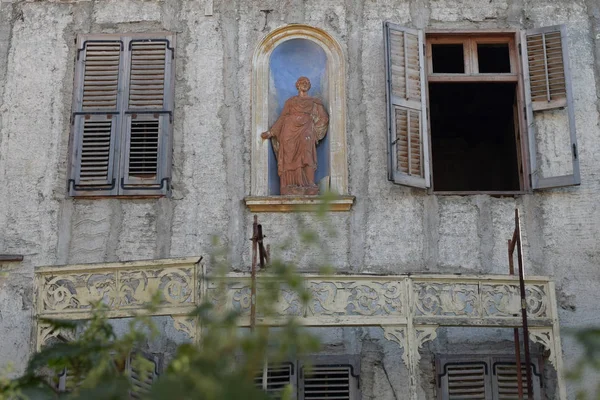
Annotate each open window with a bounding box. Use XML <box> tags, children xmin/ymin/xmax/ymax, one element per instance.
<box><xmin>383</xmin><ymin>24</ymin><xmax>580</xmax><ymax>193</ymax></box>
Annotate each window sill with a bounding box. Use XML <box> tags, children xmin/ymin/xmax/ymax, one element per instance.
<box><xmin>244</xmin><ymin>195</ymin><xmax>355</xmax><ymax>212</ymax></box>
<box><xmin>432</xmin><ymin>190</ymin><xmax>525</xmax><ymax>196</ymax></box>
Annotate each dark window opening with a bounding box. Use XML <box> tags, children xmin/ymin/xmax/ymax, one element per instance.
<box><xmin>429</xmin><ymin>83</ymin><xmax>520</xmax><ymax>192</ymax></box>
<box><xmin>431</xmin><ymin>44</ymin><xmax>465</xmax><ymax>73</ymax></box>
<box><xmin>477</xmin><ymin>43</ymin><xmax>511</xmax><ymax>73</ymax></box>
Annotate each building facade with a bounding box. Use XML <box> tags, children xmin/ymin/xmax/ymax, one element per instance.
<box><xmin>1</xmin><ymin>0</ymin><xmax>600</xmax><ymax>398</ymax></box>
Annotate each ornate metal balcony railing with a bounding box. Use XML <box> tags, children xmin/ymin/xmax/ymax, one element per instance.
<box><xmin>33</xmin><ymin>257</ymin><xmax>566</xmax><ymax>399</ymax></box>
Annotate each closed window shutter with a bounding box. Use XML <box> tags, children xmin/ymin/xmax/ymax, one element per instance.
<box><xmin>120</xmin><ymin>38</ymin><xmax>174</xmax><ymax>195</ymax></box>
<box><xmin>128</xmin><ymin>352</ymin><xmax>161</xmax><ymax>399</ymax></box>
<box><xmin>384</xmin><ymin>22</ymin><xmax>430</xmax><ymax>189</ymax></box>
<box><xmin>438</xmin><ymin>361</ymin><xmax>490</xmax><ymax>400</ymax></box>
<box><xmin>255</xmin><ymin>362</ymin><xmax>295</xmax><ymax>399</ymax></box>
<box><xmin>299</xmin><ymin>364</ymin><xmax>359</xmax><ymax>400</ymax></box>
<box><xmin>491</xmin><ymin>358</ymin><xmax>542</xmax><ymax>400</ymax></box>
<box><xmin>69</xmin><ymin>39</ymin><xmax>123</xmax><ymax>196</ymax></box>
<box><xmin>521</xmin><ymin>25</ymin><xmax>580</xmax><ymax>189</ymax></box>
<box><xmin>69</xmin><ymin>34</ymin><xmax>174</xmax><ymax>197</ymax></box>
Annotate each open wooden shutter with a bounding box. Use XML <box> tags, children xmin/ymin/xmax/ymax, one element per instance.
<box><xmin>491</xmin><ymin>358</ymin><xmax>542</xmax><ymax>400</ymax></box>
<box><xmin>69</xmin><ymin>39</ymin><xmax>123</xmax><ymax>196</ymax></box>
<box><xmin>521</xmin><ymin>25</ymin><xmax>580</xmax><ymax>189</ymax></box>
<box><xmin>119</xmin><ymin>37</ymin><xmax>174</xmax><ymax>196</ymax></box>
<box><xmin>438</xmin><ymin>360</ymin><xmax>491</xmax><ymax>400</ymax></box>
<box><xmin>299</xmin><ymin>364</ymin><xmax>359</xmax><ymax>400</ymax></box>
<box><xmin>384</xmin><ymin>22</ymin><xmax>430</xmax><ymax>188</ymax></box>
<box><xmin>254</xmin><ymin>362</ymin><xmax>296</xmax><ymax>399</ymax></box>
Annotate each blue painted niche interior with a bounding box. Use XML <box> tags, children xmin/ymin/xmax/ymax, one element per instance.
<box><xmin>268</xmin><ymin>38</ymin><xmax>329</xmax><ymax>195</ymax></box>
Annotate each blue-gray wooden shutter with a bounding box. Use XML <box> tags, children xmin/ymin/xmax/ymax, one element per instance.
<box><xmin>437</xmin><ymin>358</ymin><xmax>491</xmax><ymax>400</ymax></box>
<box><xmin>384</xmin><ymin>22</ymin><xmax>430</xmax><ymax>188</ymax></box>
<box><xmin>69</xmin><ymin>38</ymin><xmax>123</xmax><ymax>196</ymax></box>
<box><xmin>491</xmin><ymin>357</ymin><xmax>543</xmax><ymax>400</ymax></box>
<box><xmin>521</xmin><ymin>25</ymin><xmax>580</xmax><ymax>189</ymax></box>
<box><xmin>128</xmin><ymin>351</ymin><xmax>161</xmax><ymax>399</ymax></box>
<box><xmin>119</xmin><ymin>35</ymin><xmax>174</xmax><ymax>196</ymax></box>
<box><xmin>299</xmin><ymin>363</ymin><xmax>360</xmax><ymax>400</ymax></box>
<box><xmin>255</xmin><ymin>362</ymin><xmax>296</xmax><ymax>399</ymax></box>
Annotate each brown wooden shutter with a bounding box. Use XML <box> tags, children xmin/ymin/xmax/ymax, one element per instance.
<box><xmin>119</xmin><ymin>36</ymin><xmax>174</xmax><ymax>196</ymax></box>
<box><xmin>521</xmin><ymin>25</ymin><xmax>580</xmax><ymax>189</ymax></box>
<box><xmin>69</xmin><ymin>38</ymin><xmax>123</xmax><ymax>196</ymax></box>
<box><xmin>384</xmin><ymin>22</ymin><xmax>430</xmax><ymax>188</ymax></box>
<box><xmin>299</xmin><ymin>364</ymin><xmax>359</xmax><ymax>400</ymax></box>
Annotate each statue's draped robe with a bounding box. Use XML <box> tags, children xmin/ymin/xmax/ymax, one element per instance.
<box><xmin>270</xmin><ymin>96</ymin><xmax>329</xmax><ymax>188</ymax></box>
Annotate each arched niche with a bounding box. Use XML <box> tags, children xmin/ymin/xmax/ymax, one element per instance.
<box><xmin>248</xmin><ymin>24</ymin><xmax>352</xmax><ymax>211</ymax></box>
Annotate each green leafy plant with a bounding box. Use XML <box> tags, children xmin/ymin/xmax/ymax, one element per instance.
<box><xmin>1</xmin><ymin>209</ymin><xmax>338</xmax><ymax>399</ymax></box>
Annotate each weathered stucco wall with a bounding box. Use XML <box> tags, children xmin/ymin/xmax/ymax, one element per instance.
<box><xmin>0</xmin><ymin>0</ymin><xmax>599</xmax><ymax>397</ymax></box>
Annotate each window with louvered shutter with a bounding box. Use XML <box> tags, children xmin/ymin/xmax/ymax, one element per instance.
<box><xmin>521</xmin><ymin>25</ymin><xmax>580</xmax><ymax>189</ymax></box>
<box><xmin>255</xmin><ymin>362</ymin><xmax>295</xmax><ymax>399</ymax></box>
<box><xmin>299</xmin><ymin>364</ymin><xmax>359</xmax><ymax>400</ymax></box>
<box><xmin>438</xmin><ymin>361</ymin><xmax>491</xmax><ymax>399</ymax></box>
<box><xmin>437</xmin><ymin>356</ymin><xmax>543</xmax><ymax>400</ymax></box>
<box><xmin>491</xmin><ymin>358</ymin><xmax>542</xmax><ymax>400</ymax></box>
<box><xmin>128</xmin><ymin>352</ymin><xmax>161</xmax><ymax>399</ymax></box>
<box><xmin>384</xmin><ymin>22</ymin><xmax>430</xmax><ymax>189</ymax></box>
<box><xmin>69</xmin><ymin>34</ymin><xmax>174</xmax><ymax>197</ymax></box>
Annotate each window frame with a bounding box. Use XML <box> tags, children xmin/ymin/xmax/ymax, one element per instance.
<box><xmin>424</xmin><ymin>29</ymin><xmax>530</xmax><ymax>195</ymax></box>
<box><xmin>68</xmin><ymin>32</ymin><xmax>175</xmax><ymax>198</ymax></box>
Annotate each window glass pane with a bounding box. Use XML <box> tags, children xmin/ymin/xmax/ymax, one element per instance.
<box><xmin>477</xmin><ymin>43</ymin><xmax>511</xmax><ymax>73</ymax></box>
<box><xmin>431</xmin><ymin>44</ymin><xmax>465</xmax><ymax>73</ymax></box>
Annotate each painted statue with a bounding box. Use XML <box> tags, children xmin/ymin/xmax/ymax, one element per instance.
<box><xmin>261</xmin><ymin>77</ymin><xmax>329</xmax><ymax>195</ymax></box>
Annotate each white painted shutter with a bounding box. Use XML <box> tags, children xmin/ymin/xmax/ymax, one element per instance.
<box><xmin>521</xmin><ymin>25</ymin><xmax>580</xmax><ymax>189</ymax></box>
<box><xmin>384</xmin><ymin>22</ymin><xmax>430</xmax><ymax>188</ymax></box>
<box><xmin>69</xmin><ymin>39</ymin><xmax>123</xmax><ymax>196</ymax></box>
<box><xmin>120</xmin><ymin>37</ymin><xmax>174</xmax><ymax>196</ymax></box>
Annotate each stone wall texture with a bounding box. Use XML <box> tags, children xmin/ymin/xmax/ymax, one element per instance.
<box><xmin>0</xmin><ymin>0</ymin><xmax>599</xmax><ymax>398</ymax></box>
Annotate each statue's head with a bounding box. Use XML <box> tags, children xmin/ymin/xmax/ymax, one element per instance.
<box><xmin>295</xmin><ymin>76</ymin><xmax>311</xmax><ymax>93</ymax></box>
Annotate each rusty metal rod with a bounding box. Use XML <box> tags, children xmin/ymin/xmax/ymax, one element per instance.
<box><xmin>250</xmin><ymin>216</ymin><xmax>258</xmax><ymax>331</ymax></box>
<box><xmin>508</xmin><ymin>238</ymin><xmax>524</xmax><ymax>400</ymax></box>
<box><xmin>0</xmin><ymin>255</ymin><xmax>24</xmax><ymax>262</ymax></box>
<box><xmin>515</xmin><ymin>209</ymin><xmax>534</xmax><ymax>399</ymax></box>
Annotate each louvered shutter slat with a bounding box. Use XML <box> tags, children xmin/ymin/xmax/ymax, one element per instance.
<box><xmin>128</xmin><ymin>42</ymin><xmax>167</xmax><ymax>109</ymax></box>
<box><xmin>255</xmin><ymin>363</ymin><xmax>293</xmax><ymax>400</ymax></box>
<box><xmin>302</xmin><ymin>366</ymin><xmax>352</xmax><ymax>400</ymax></box>
<box><xmin>384</xmin><ymin>23</ymin><xmax>430</xmax><ymax>188</ymax></box>
<box><xmin>73</xmin><ymin>117</ymin><xmax>117</xmax><ymax>187</ymax></box>
<box><xmin>127</xmin><ymin>119</ymin><xmax>160</xmax><ymax>179</ymax></box>
<box><xmin>446</xmin><ymin>365</ymin><xmax>486</xmax><ymax>399</ymax></box>
<box><xmin>522</xmin><ymin>24</ymin><xmax>580</xmax><ymax>189</ymax></box>
<box><xmin>82</xmin><ymin>42</ymin><xmax>121</xmax><ymax>110</ymax></box>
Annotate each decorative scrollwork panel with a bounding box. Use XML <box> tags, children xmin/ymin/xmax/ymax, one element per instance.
<box><xmin>414</xmin><ymin>283</ymin><xmax>479</xmax><ymax>317</ymax></box>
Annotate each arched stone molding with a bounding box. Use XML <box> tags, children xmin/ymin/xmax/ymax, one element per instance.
<box><xmin>248</xmin><ymin>24</ymin><xmax>350</xmax><ymax>209</ymax></box>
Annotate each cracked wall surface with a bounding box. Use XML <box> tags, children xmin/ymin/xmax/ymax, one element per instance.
<box><xmin>0</xmin><ymin>0</ymin><xmax>599</xmax><ymax>398</ymax></box>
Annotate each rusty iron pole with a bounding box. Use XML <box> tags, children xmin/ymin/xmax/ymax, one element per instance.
<box><xmin>515</xmin><ymin>209</ymin><xmax>534</xmax><ymax>399</ymax></box>
<box><xmin>508</xmin><ymin>238</ymin><xmax>524</xmax><ymax>400</ymax></box>
<box><xmin>251</xmin><ymin>216</ymin><xmax>258</xmax><ymax>331</ymax></box>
